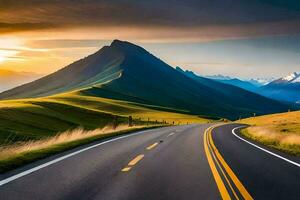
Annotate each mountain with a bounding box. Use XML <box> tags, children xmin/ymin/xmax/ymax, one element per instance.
<box><xmin>0</xmin><ymin>70</ymin><xmax>42</xmax><ymax>92</ymax></box>
<box><xmin>215</xmin><ymin>78</ymin><xmax>259</xmax><ymax>93</ymax></box>
<box><xmin>205</xmin><ymin>74</ymin><xmax>271</xmax><ymax>86</ymax></box>
<box><xmin>258</xmin><ymin>72</ymin><xmax>300</xmax><ymax>103</ymax></box>
<box><xmin>0</xmin><ymin>40</ymin><xmax>289</xmax><ymax>120</ymax></box>
<box><xmin>247</xmin><ymin>78</ymin><xmax>271</xmax><ymax>86</ymax></box>
<box><xmin>205</xmin><ymin>74</ymin><xmax>232</xmax><ymax>80</ymax></box>
<box><xmin>205</xmin><ymin>74</ymin><xmax>262</xmax><ymax>92</ymax></box>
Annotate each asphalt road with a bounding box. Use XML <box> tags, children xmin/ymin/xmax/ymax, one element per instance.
<box><xmin>212</xmin><ymin>124</ymin><xmax>300</xmax><ymax>200</ymax></box>
<box><xmin>0</xmin><ymin>123</ymin><xmax>299</xmax><ymax>200</ymax></box>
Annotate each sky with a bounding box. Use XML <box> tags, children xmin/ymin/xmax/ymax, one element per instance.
<box><xmin>0</xmin><ymin>0</ymin><xmax>300</xmax><ymax>80</ymax></box>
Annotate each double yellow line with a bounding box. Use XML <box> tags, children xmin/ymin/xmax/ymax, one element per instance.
<box><xmin>204</xmin><ymin>125</ymin><xmax>253</xmax><ymax>200</ymax></box>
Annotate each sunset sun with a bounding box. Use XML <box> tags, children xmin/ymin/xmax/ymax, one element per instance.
<box><xmin>0</xmin><ymin>50</ymin><xmax>10</xmax><ymax>62</ymax></box>
<box><xmin>0</xmin><ymin>49</ymin><xmax>18</xmax><ymax>63</ymax></box>
<box><xmin>0</xmin><ymin>55</ymin><xmax>5</xmax><ymax>62</ymax></box>
<box><xmin>0</xmin><ymin>38</ymin><xmax>21</xmax><ymax>63</ymax></box>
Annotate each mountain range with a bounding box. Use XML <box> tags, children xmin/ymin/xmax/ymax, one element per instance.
<box><xmin>0</xmin><ymin>40</ymin><xmax>290</xmax><ymax>120</ymax></box>
<box><xmin>206</xmin><ymin>74</ymin><xmax>271</xmax><ymax>86</ymax></box>
<box><xmin>213</xmin><ymin>78</ymin><xmax>260</xmax><ymax>93</ymax></box>
<box><xmin>203</xmin><ymin>71</ymin><xmax>300</xmax><ymax>104</ymax></box>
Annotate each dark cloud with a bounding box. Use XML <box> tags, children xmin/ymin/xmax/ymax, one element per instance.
<box><xmin>0</xmin><ymin>22</ymin><xmax>57</xmax><ymax>33</ymax></box>
<box><xmin>1</xmin><ymin>0</ymin><xmax>300</xmax><ymax>38</ymax></box>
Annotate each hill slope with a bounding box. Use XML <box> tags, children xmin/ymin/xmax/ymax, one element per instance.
<box><xmin>217</xmin><ymin>78</ymin><xmax>259</xmax><ymax>93</ymax></box>
<box><xmin>240</xmin><ymin>110</ymin><xmax>300</xmax><ymax>155</ymax></box>
<box><xmin>0</xmin><ymin>40</ymin><xmax>289</xmax><ymax>119</ymax></box>
<box><xmin>0</xmin><ymin>91</ymin><xmax>207</xmax><ymax>144</ymax></box>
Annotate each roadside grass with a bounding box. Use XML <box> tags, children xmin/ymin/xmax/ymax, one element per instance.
<box><xmin>239</xmin><ymin>110</ymin><xmax>300</xmax><ymax>156</ymax></box>
<box><xmin>0</xmin><ymin>125</ymin><xmax>164</xmax><ymax>173</ymax></box>
<box><xmin>0</xmin><ymin>91</ymin><xmax>211</xmax><ymax>145</ymax></box>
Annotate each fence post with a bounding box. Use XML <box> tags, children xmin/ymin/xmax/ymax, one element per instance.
<box><xmin>128</xmin><ymin>116</ymin><xmax>133</xmax><ymax>127</ymax></box>
<box><xmin>113</xmin><ymin>115</ymin><xmax>118</xmax><ymax>129</ymax></box>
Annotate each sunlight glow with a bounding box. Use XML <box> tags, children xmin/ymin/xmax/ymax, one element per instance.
<box><xmin>0</xmin><ymin>54</ymin><xmax>4</xmax><ymax>62</ymax></box>
<box><xmin>0</xmin><ymin>49</ymin><xmax>18</xmax><ymax>63</ymax></box>
<box><xmin>0</xmin><ymin>38</ymin><xmax>22</xmax><ymax>63</ymax></box>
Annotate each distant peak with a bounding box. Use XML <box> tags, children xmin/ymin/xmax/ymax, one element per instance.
<box><xmin>175</xmin><ymin>66</ymin><xmax>184</xmax><ymax>72</ymax></box>
<box><xmin>111</xmin><ymin>39</ymin><xmax>126</xmax><ymax>46</ymax></box>
<box><xmin>282</xmin><ymin>72</ymin><xmax>300</xmax><ymax>81</ymax></box>
<box><xmin>109</xmin><ymin>39</ymin><xmax>149</xmax><ymax>55</ymax></box>
<box><xmin>110</xmin><ymin>39</ymin><xmax>138</xmax><ymax>48</ymax></box>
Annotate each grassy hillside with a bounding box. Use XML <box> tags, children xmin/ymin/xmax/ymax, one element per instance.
<box><xmin>239</xmin><ymin>111</ymin><xmax>300</xmax><ymax>155</ymax></box>
<box><xmin>0</xmin><ymin>91</ymin><xmax>211</xmax><ymax>145</ymax></box>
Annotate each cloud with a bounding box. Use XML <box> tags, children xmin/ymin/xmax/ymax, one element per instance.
<box><xmin>1</xmin><ymin>0</ymin><xmax>300</xmax><ymax>41</ymax></box>
<box><xmin>0</xmin><ymin>22</ymin><xmax>57</xmax><ymax>34</ymax></box>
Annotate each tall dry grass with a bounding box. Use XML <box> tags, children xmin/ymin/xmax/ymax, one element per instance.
<box><xmin>0</xmin><ymin>124</ymin><xmax>144</xmax><ymax>161</ymax></box>
<box><xmin>239</xmin><ymin>110</ymin><xmax>300</xmax><ymax>155</ymax></box>
<box><xmin>246</xmin><ymin>126</ymin><xmax>300</xmax><ymax>146</ymax></box>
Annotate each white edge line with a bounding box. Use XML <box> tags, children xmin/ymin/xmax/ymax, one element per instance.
<box><xmin>0</xmin><ymin>128</ymin><xmax>156</xmax><ymax>186</ymax></box>
<box><xmin>232</xmin><ymin>126</ymin><xmax>300</xmax><ymax>168</ymax></box>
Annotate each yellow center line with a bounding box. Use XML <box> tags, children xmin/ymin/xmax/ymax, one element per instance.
<box><xmin>147</xmin><ymin>142</ymin><xmax>158</xmax><ymax>150</ymax></box>
<box><xmin>128</xmin><ymin>154</ymin><xmax>144</xmax><ymax>166</ymax></box>
<box><xmin>204</xmin><ymin>129</ymin><xmax>231</xmax><ymax>200</ymax></box>
<box><xmin>121</xmin><ymin>167</ymin><xmax>131</xmax><ymax>172</ymax></box>
<box><xmin>207</xmin><ymin>129</ymin><xmax>240</xmax><ymax>200</ymax></box>
<box><xmin>208</xmin><ymin>125</ymin><xmax>254</xmax><ymax>200</ymax></box>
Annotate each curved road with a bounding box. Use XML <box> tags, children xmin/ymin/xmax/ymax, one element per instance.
<box><xmin>0</xmin><ymin>124</ymin><xmax>299</xmax><ymax>200</ymax></box>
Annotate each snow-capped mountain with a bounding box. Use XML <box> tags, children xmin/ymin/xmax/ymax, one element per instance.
<box><xmin>272</xmin><ymin>72</ymin><xmax>300</xmax><ymax>84</ymax></box>
<box><xmin>258</xmin><ymin>72</ymin><xmax>300</xmax><ymax>103</ymax></box>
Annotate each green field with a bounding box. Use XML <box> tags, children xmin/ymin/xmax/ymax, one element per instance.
<box><xmin>239</xmin><ymin>111</ymin><xmax>300</xmax><ymax>155</ymax></box>
<box><xmin>0</xmin><ymin>91</ymin><xmax>212</xmax><ymax>145</ymax></box>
